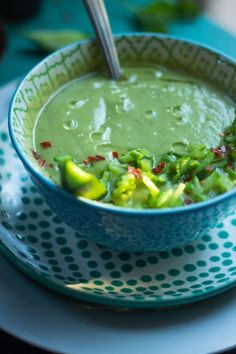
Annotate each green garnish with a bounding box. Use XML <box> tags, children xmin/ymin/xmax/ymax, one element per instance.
<box><xmin>55</xmin><ymin>119</ymin><xmax>236</xmax><ymax>209</ymax></box>
<box><xmin>131</xmin><ymin>0</ymin><xmax>200</xmax><ymax>33</ymax></box>
<box><xmin>56</xmin><ymin>156</ymin><xmax>106</xmax><ymax>200</ymax></box>
<box><xmin>24</xmin><ymin>30</ymin><xmax>90</xmax><ymax>52</ymax></box>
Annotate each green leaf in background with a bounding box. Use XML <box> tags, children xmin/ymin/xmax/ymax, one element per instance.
<box><xmin>134</xmin><ymin>0</ymin><xmax>200</xmax><ymax>33</ymax></box>
<box><xmin>24</xmin><ymin>30</ymin><xmax>90</xmax><ymax>52</ymax></box>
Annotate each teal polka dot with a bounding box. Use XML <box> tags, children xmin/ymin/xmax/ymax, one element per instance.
<box><xmin>121</xmin><ymin>264</ymin><xmax>133</xmax><ymax>273</ymax></box>
<box><xmin>218</xmin><ymin>231</ymin><xmax>229</xmax><ymax>239</ymax></box>
<box><xmin>111</xmin><ymin>280</ymin><xmax>123</xmax><ymax>287</ymax></box>
<box><xmin>41</xmin><ymin>231</ymin><xmax>51</xmax><ymax>239</ymax></box>
<box><xmin>186</xmin><ymin>276</ymin><xmax>198</xmax><ymax>282</ymax></box>
<box><xmin>173</xmin><ymin>280</ymin><xmax>185</xmax><ymax>286</ymax></box>
<box><xmin>184</xmin><ymin>245</ymin><xmax>195</xmax><ymax>254</ymax></box>
<box><xmin>56</xmin><ymin>237</ymin><xmax>67</xmax><ymax>245</ymax></box>
<box><xmin>216</xmin><ymin>222</ymin><xmax>224</xmax><ymax>228</ymax></box>
<box><xmin>177</xmin><ymin>288</ymin><xmax>189</xmax><ymax>293</ymax></box>
<box><xmin>34</xmin><ymin>197</ymin><xmax>43</xmax><ymax>205</ymax></box>
<box><xmin>121</xmin><ymin>288</ymin><xmax>133</xmax><ymax>293</ymax></box>
<box><xmin>41</xmin><ymin>242</ymin><xmax>53</xmax><ymax>249</ymax></box>
<box><xmin>209</xmin><ymin>256</ymin><xmax>220</xmax><ymax>262</ymax></box>
<box><xmin>29</xmin><ymin>211</ymin><xmax>39</xmax><ymax>219</ymax></box>
<box><xmin>168</xmin><ymin>269</ymin><xmax>180</xmax><ymax>276</ymax></box>
<box><xmin>214</xmin><ymin>273</ymin><xmax>225</xmax><ymax>279</ymax></box>
<box><xmin>21</xmin><ymin>197</ymin><xmax>30</xmax><ymax>204</ymax></box>
<box><xmin>0</xmin><ymin>132</ymin><xmax>8</xmax><ymax>141</ymax></box>
<box><xmin>183</xmin><ymin>264</ymin><xmax>196</xmax><ymax>272</ymax></box>
<box><xmin>77</xmin><ymin>240</ymin><xmax>88</xmax><ymax>249</ymax></box>
<box><xmin>87</xmin><ymin>261</ymin><xmax>98</xmax><ymax>269</ymax></box>
<box><xmin>199</xmin><ymin>272</ymin><xmax>209</xmax><ymax>278</ymax></box>
<box><xmin>202</xmin><ymin>235</ymin><xmax>212</xmax><ymax>242</ymax></box>
<box><xmin>94</xmin><ymin>280</ymin><xmax>104</xmax><ymax>286</ymax></box>
<box><xmin>100</xmin><ymin>251</ymin><xmax>112</xmax><ymax>260</ymax></box>
<box><xmin>17</xmin><ymin>212</ymin><xmax>27</xmax><ymax>221</ymax></box>
<box><xmin>126</xmin><ymin>279</ymin><xmax>137</xmax><ymax>286</ymax></box>
<box><xmin>202</xmin><ymin>280</ymin><xmax>213</xmax><ymax>285</ymax></box>
<box><xmin>196</xmin><ymin>260</ymin><xmax>207</xmax><ymax>267</ymax></box>
<box><xmin>222</xmin><ymin>252</ymin><xmax>231</xmax><ymax>258</ymax></box>
<box><xmin>149</xmin><ymin>285</ymin><xmax>159</xmax><ymax>291</ymax></box>
<box><xmin>191</xmin><ymin>284</ymin><xmax>201</xmax><ymax>289</ymax></box>
<box><xmin>209</xmin><ymin>266</ymin><xmax>221</xmax><ymax>273</ymax></box>
<box><xmin>231</xmin><ymin>219</ymin><xmax>236</xmax><ymax>226</ymax></box>
<box><xmin>141</xmin><ymin>275</ymin><xmax>152</xmax><ymax>283</ymax></box>
<box><xmin>52</xmin><ymin>216</ymin><xmax>62</xmax><ymax>224</ymax></box>
<box><xmin>135</xmin><ymin>259</ymin><xmax>147</xmax><ymax>267</ymax></box>
<box><xmin>161</xmin><ymin>283</ymin><xmax>171</xmax><ymax>288</ymax></box>
<box><xmin>43</xmin><ymin>209</ymin><xmax>53</xmax><ymax>216</ymax></box>
<box><xmin>60</xmin><ymin>247</ymin><xmax>72</xmax><ymax>255</ymax></box>
<box><xmin>105</xmin><ymin>262</ymin><xmax>116</xmax><ymax>270</ymax></box>
<box><xmin>136</xmin><ymin>287</ymin><xmax>146</xmax><ymax>292</ymax></box>
<box><xmin>68</xmin><ymin>264</ymin><xmax>79</xmax><ymax>271</ymax></box>
<box><xmin>222</xmin><ymin>259</ymin><xmax>233</xmax><ymax>266</ymax></box>
<box><xmin>224</xmin><ymin>242</ymin><xmax>233</xmax><ymax>249</ymax></box>
<box><xmin>39</xmin><ymin>221</ymin><xmax>50</xmax><ymax>228</ymax></box>
<box><xmin>209</xmin><ymin>243</ymin><xmax>219</xmax><ymax>250</ymax></box>
<box><xmin>196</xmin><ymin>243</ymin><xmax>206</xmax><ymax>251</ymax></box>
<box><xmin>2</xmin><ymin>221</ymin><xmax>12</xmax><ymax>230</ymax></box>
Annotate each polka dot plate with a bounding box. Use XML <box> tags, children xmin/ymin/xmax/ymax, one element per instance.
<box><xmin>1</xmin><ymin>122</ymin><xmax>236</xmax><ymax>309</ymax></box>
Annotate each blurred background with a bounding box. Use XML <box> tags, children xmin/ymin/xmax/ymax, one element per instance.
<box><xmin>0</xmin><ymin>0</ymin><xmax>236</xmax><ymax>85</ymax></box>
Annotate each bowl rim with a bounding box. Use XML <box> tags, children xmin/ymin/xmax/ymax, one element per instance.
<box><xmin>8</xmin><ymin>32</ymin><xmax>236</xmax><ymax>216</ymax></box>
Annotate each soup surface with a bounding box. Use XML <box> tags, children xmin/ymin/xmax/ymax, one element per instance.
<box><xmin>33</xmin><ymin>67</ymin><xmax>236</xmax><ymax>208</ymax></box>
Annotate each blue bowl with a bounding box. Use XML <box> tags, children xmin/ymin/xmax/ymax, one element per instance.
<box><xmin>9</xmin><ymin>34</ymin><xmax>236</xmax><ymax>252</ymax></box>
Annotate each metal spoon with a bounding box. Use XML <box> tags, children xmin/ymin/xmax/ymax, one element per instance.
<box><xmin>83</xmin><ymin>0</ymin><xmax>121</xmax><ymax>80</ymax></box>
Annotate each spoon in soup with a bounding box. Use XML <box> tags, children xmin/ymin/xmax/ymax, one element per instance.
<box><xmin>83</xmin><ymin>0</ymin><xmax>121</xmax><ymax>80</ymax></box>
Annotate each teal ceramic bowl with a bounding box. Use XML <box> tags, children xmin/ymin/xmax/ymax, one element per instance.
<box><xmin>9</xmin><ymin>34</ymin><xmax>236</xmax><ymax>252</ymax></box>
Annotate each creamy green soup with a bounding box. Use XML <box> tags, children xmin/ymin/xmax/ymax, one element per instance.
<box><xmin>33</xmin><ymin>66</ymin><xmax>236</xmax><ymax>208</ymax></box>
<box><xmin>34</xmin><ymin>67</ymin><xmax>235</xmax><ymax>179</ymax></box>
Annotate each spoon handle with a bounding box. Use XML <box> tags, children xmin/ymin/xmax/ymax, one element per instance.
<box><xmin>83</xmin><ymin>0</ymin><xmax>121</xmax><ymax>80</ymax></box>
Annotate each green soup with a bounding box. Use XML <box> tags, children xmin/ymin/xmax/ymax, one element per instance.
<box><xmin>34</xmin><ymin>66</ymin><xmax>236</xmax><ymax>208</ymax></box>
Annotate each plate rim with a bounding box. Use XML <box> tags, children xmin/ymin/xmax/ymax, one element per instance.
<box><xmin>1</xmin><ymin>237</ymin><xmax>236</xmax><ymax>309</ymax></box>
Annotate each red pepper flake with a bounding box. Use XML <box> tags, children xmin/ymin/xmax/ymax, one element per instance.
<box><xmin>83</xmin><ymin>155</ymin><xmax>105</xmax><ymax>165</ymax></box>
<box><xmin>32</xmin><ymin>150</ymin><xmax>41</xmax><ymax>160</ymax></box>
<box><xmin>152</xmin><ymin>161</ymin><xmax>166</xmax><ymax>174</ymax></box>
<box><xmin>211</xmin><ymin>148</ymin><xmax>222</xmax><ymax>158</ymax></box>
<box><xmin>112</xmin><ymin>151</ymin><xmax>119</xmax><ymax>159</ymax></box>
<box><xmin>184</xmin><ymin>175</ymin><xmax>193</xmax><ymax>182</ymax></box>
<box><xmin>227</xmin><ymin>162</ymin><xmax>233</xmax><ymax>169</ymax></box>
<box><xmin>40</xmin><ymin>141</ymin><xmax>53</xmax><ymax>149</ymax></box>
<box><xmin>39</xmin><ymin>159</ymin><xmax>46</xmax><ymax>167</ymax></box>
<box><xmin>128</xmin><ymin>166</ymin><xmax>142</xmax><ymax>178</ymax></box>
<box><xmin>184</xmin><ymin>199</ymin><xmax>193</xmax><ymax>205</ymax></box>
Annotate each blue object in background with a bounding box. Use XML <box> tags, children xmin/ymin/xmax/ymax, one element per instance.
<box><xmin>1</xmin><ymin>0</ymin><xmax>236</xmax><ymax>84</ymax></box>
